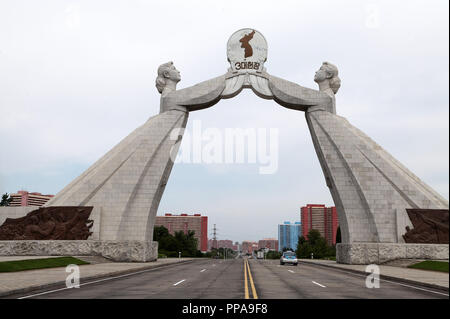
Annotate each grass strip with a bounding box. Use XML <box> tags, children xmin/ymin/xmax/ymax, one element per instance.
<box><xmin>407</xmin><ymin>260</ymin><xmax>449</xmax><ymax>273</ymax></box>
<box><xmin>0</xmin><ymin>257</ymin><xmax>89</xmax><ymax>272</ymax></box>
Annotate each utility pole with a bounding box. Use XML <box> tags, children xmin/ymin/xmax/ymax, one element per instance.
<box><xmin>212</xmin><ymin>224</ymin><xmax>218</xmax><ymax>250</ymax></box>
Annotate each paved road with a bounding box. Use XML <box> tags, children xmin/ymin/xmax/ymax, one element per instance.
<box><xmin>10</xmin><ymin>258</ymin><xmax>449</xmax><ymax>299</ymax></box>
<box><xmin>249</xmin><ymin>259</ymin><xmax>448</xmax><ymax>299</ymax></box>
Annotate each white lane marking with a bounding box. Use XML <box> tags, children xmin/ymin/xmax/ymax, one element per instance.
<box><xmin>18</xmin><ymin>286</ymin><xmax>72</xmax><ymax>299</ymax></box>
<box><xmin>200</xmin><ymin>269</ymin><xmax>206</xmax><ymax>273</ymax></box>
<box><xmin>288</xmin><ymin>270</ymin><xmax>295</xmax><ymax>273</ymax></box>
<box><xmin>312</xmin><ymin>281</ymin><xmax>327</xmax><ymax>288</ymax></box>
<box><xmin>300</xmin><ymin>262</ymin><xmax>449</xmax><ymax>297</ymax></box>
<box><xmin>368</xmin><ymin>277</ymin><xmax>449</xmax><ymax>297</ymax></box>
<box><xmin>18</xmin><ymin>262</ymin><xmax>193</xmax><ymax>299</ymax></box>
<box><xmin>19</xmin><ymin>267</ymin><xmax>175</xmax><ymax>299</ymax></box>
<box><xmin>173</xmin><ymin>279</ymin><xmax>186</xmax><ymax>286</ymax></box>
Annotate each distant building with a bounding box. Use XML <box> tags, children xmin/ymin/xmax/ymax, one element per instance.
<box><xmin>258</xmin><ymin>238</ymin><xmax>278</xmax><ymax>251</ymax></box>
<box><xmin>154</xmin><ymin>213</ymin><xmax>208</xmax><ymax>252</ymax></box>
<box><xmin>9</xmin><ymin>190</ymin><xmax>54</xmax><ymax>207</ymax></box>
<box><xmin>278</xmin><ymin>222</ymin><xmax>301</xmax><ymax>251</ymax></box>
<box><xmin>208</xmin><ymin>239</ymin><xmax>238</xmax><ymax>251</ymax></box>
<box><xmin>301</xmin><ymin>204</ymin><xmax>339</xmax><ymax>246</ymax></box>
<box><xmin>241</xmin><ymin>241</ymin><xmax>258</xmax><ymax>255</ymax></box>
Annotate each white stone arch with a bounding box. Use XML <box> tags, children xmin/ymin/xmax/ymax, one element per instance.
<box><xmin>46</xmin><ymin>66</ymin><xmax>448</xmax><ymax>263</ymax></box>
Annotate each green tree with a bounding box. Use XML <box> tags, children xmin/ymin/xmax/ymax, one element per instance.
<box><xmin>174</xmin><ymin>230</ymin><xmax>198</xmax><ymax>256</ymax></box>
<box><xmin>153</xmin><ymin>225</ymin><xmax>170</xmax><ymax>241</ymax></box>
<box><xmin>0</xmin><ymin>193</ymin><xmax>12</xmax><ymax>206</ymax></box>
<box><xmin>296</xmin><ymin>230</ymin><xmax>336</xmax><ymax>259</ymax></box>
<box><xmin>296</xmin><ymin>235</ymin><xmax>310</xmax><ymax>258</ymax></box>
<box><xmin>153</xmin><ymin>226</ymin><xmax>200</xmax><ymax>257</ymax></box>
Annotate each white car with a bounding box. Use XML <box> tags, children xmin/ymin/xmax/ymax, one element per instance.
<box><xmin>280</xmin><ymin>251</ymin><xmax>298</xmax><ymax>266</ymax></box>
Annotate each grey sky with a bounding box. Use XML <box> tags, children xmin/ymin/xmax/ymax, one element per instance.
<box><xmin>0</xmin><ymin>0</ymin><xmax>448</xmax><ymax>242</ymax></box>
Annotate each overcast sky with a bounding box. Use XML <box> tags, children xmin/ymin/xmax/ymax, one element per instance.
<box><xmin>0</xmin><ymin>0</ymin><xmax>448</xmax><ymax>242</ymax></box>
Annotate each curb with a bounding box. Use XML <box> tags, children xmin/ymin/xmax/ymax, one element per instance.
<box><xmin>0</xmin><ymin>258</ymin><xmax>195</xmax><ymax>298</ymax></box>
<box><xmin>299</xmin><ymin>260</ymin><xmax>449</xmax><ymax>293</ymax></box>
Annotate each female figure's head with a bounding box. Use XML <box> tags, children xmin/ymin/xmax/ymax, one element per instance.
<box><xmin>155</xmin><ymin>61</ymin><xmax>181</xmax><ymax>94</ymax></box>
<box><xmin>314</xmin><ymin>62</ymin><xmax>341</xmax><ymax>94</ymax></box>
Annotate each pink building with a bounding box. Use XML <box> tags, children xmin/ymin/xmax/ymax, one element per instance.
<box><xmin>208</xmin><ymin>239</ymin><xmax>238</xmax><ymax>251</ymax></box>
<box><xmin>9</xmin><ymin>190</ymin><xmax>54</xmax><ymax>207</ymax></box>
<box><xmin>258</xmin><ymin>238</ymin><xmax>279</xmax><ymax>251</ymax></box>
<box><xmin>242</xmin><ymin>241</ymin><xmax>258</xmax><ymax>255</ymax></box>
<box><xmin>154</xmin><ymin>213</ymin><xmax>208</xmax><ymax>252</ymax></box>
<box><xmin>301</xmin><ymin>204</ymin><xmax>339</xmax><ymax>246</ymax></box>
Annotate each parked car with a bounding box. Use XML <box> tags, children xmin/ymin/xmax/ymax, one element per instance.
<box><xmin>280</xmin><ymin>251</ymin><xmax>298</xmax><ymax>266</ymax></box>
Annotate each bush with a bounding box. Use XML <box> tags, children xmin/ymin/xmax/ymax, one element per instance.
<box><xmin>158</xmin><ymin>249</ymin><xmax>179</xmax><ymax>258</ymax></box>
<box><xmin>265</xmin><ymin>251</ymin><xmax>282</xmax><ymax>259</ymax></box>
<box><xmin>296</xmin><ymin>230</ymin><xmax>336</xmax><ymax>259</ymax></box>
<box><xmin>153</xmin><ymin>226</ymin><xmax>200</xmax><ymax>257</ymax></box>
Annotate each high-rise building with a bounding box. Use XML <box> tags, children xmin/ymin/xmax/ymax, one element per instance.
<box><xmin>278</xmin><ymin>222</ymin><xmax>301</xmax><ymax>251</ymax></box>
<box><xmin>154</xmin><ymin>213</ymin><xmax>208</xmax><ymax>252</ymax></box>
<box><xmin>301</xmin><ymin>204</ymin><xmax>339</xmax><ymax>246</ymax></box>
<box><xmin>9</xmin><ymin>190</ymin><xmax>54</xmax><ymax>207</ymax></box>
<box><xmin>258</xmin><ymin>238</ymin><xmax>278</xmax><ymax>251</ymax></box>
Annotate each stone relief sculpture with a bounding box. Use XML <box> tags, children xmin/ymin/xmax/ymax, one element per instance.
<box><xmin>0</xmin><ymin>207</ymin><xmax>93</xmax><ymax>240</ymax></box>
<box><xmin>403</xmin><ymin>209</ymin><xmax>449</xmax><ymax>244</ymax></box>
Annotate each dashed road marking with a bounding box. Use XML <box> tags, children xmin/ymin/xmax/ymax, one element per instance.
<box><xmin>200</xmin><ymin>269</ymin><xmax>206</xmax><ymax>273</ymax></box>
<box><xmin>300</xmin><ymin>262</ymin><xmax>449</xmax><ymax>297</ymax></box>
<box><xmin>312</xmin><ymin>281</ymin><xmax>326</xmax><ymax>288</ymax></box>
<box><xmin>288</xmin><ymin>270</ymin><xmax>295</xmax><ymax>273</ymax></box>
<box><xmin>18</xmin><ymin>262</ymin><xmax>193</xmax><ymax>299</ymax></box>
<box><xmin>173</xmin><ymin>279</ymin><xmax>186</xmax><ymax>286</ymax></box>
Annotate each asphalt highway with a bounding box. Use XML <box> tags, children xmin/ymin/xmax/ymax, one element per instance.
<box><xmin>11</xmin><ymin>258</ymin><xmax>449</xmax><ymax>299</ymax></box>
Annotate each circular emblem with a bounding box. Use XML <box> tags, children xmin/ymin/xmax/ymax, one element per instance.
<box><xmin>227</xmin><ymin>28</ymin><xmax>268</xmax><ymax>73</ymax></box>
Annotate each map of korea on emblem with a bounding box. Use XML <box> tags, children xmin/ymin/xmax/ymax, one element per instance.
<box><xmin>227</xmin><ymin>28</ymin><xmax>268</xmax><ymax>73</ymax></box>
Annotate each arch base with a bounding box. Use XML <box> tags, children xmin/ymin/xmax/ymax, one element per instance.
<box><xmin>336</xmin><ymin>243</ymin><xmax>449</xmax><ymax>265</ymax></box>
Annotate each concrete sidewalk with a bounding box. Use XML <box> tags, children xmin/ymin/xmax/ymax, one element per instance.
<box><xmin>299</xmin><ymin>259</ymin><xmax>449</xmax><ymax>291</ymax></box>
<box><xmin>0</xmin><ymin>256</ymin><xmax>195</xmax><ymax>298</ymax></box>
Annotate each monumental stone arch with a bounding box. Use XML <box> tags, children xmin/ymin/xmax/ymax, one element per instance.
<box><xmin>40</xmin><ymin>28</ymin><xmax>448</xmax><ymax>263</ymax></box>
